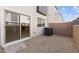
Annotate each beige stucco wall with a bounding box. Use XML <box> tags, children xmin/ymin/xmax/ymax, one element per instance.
<box><xmin>48</xmin><ymin>6</ymin><xmax>64</xmax><ymax>23</ymax></box>
<box><xmin>0</xmin><ymin>8</ymin><xmax>1</xmax><ymax>44</ymax></box>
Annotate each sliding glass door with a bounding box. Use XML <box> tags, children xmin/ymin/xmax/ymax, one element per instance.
<box><xmin>5</xmin><ymin>11</ymin><xmax>20</xmax><ymax>43</ymax></box>
<box><xmin>5</xmin><ymin>11</ymin><xmax>30</xmax><ymax>43</ymax></box>
<box><xmin>20</xmin><ymin>15</ymin><xmax>30</xmax><ymax>39</ymax></box>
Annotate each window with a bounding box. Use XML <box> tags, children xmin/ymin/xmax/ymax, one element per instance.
<box><xmin>20</xmin><ymin>15</ymin><xmax>30</xmax><ymax>39</ymax></box>
<box><xmin>37</xmin><ymin>6</ymin><xmax>47</xmax><ymax>16</ymax></box>
<box><xmin>5</xmin><ymin>11</ymin><xmax>19</xmax><ymax>22</ymax></box>
<box><xmin>37</xmin><ymin>17</ymin><xmax>45</xmax><ymax>27</ymax></box>
<box><xmin>5</xmin><ymin>11</ymin><xmax>20</xmax><ymax>43</ymax></box>
<box><xmin>11</xmin><ymin>13</ymin><xmax>19</xmax><ymax>22</ymax></box>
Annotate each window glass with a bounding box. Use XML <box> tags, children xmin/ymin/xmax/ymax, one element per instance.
<box><xmin>11</xmin><ymin>13</ymin><xmax>18</xmax><ymax>21</ymax></box>
<box><xmin>5</xmin><ymin>11</ymin><xmax>20</xmax><ymax>43</ymax></box>
<box><xmin>20</xmin><ymin>15</ymin><xmax>30</xmax><ymax>38</ymax></box>
<box><xmin>37</xmin><ymin>17</ymin><xmax>45</xmax><ymax>27</ymax></box>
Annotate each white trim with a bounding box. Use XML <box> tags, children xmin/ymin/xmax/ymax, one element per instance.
<box><xmin>2</xmin><ymin>37</ymin><xmax>31</xmax><ymax>47</ymax></box>
<box><xmin>0</xmin><ymin>8</ymin><xmax>6</xmax><ymax>46</ymax></box>
<box><xmin>0</xmin><ymin>7</ymin><xmax>31</xmax><ymax>47</ymax></box>
<box><xmin>2</xmin><ymin>7</ymin><xmax>31</xmax><ymax>17</ymax></box>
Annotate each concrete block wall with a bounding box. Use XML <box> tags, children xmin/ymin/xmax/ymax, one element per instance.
<box><xmin>73</xmin><ymin>25</ymin><xmax>79</xmax><ymax>50</ymax></box>
<box><xmin>49</xmin><ymin>22</ymin><xmax>73</xmax><ymax>37</ymax></box>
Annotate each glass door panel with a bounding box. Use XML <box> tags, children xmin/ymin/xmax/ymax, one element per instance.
<box><xmin>20</xmin><ymin>15</ymin><xmax>30</xmax><ymax>38</ymax></box>
<box><xmin>5</xmin><ymin>11</ymin><xmax>20</xmax><ymax>43</ymax></box>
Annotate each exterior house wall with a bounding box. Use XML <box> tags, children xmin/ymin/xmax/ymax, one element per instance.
<box><xmin>0</xmin><ymin>9</ymin><xmax>1</xmax><ymax>45</ymax></box>
<box><xmin>48</xmin><ymin>7</ymin><xmax>64</xmax><ymax>23</ymax></box>
<box><xmin>0</xmin><ymin>6</ymin><xmax>47</xmax><ymax>38</ymax></box>
<box><xmin>0</xmin><ymin>6</ymin><xmax>63</xmax><ymax>46</ymax></box>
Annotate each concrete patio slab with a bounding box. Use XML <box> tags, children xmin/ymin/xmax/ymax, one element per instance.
<box><xmin>17</xmin><ymin>35</ymin><xmax>78</xmax><ymax>53</ymax></box>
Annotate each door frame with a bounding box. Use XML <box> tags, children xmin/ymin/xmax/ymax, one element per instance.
<box><xmin>0</xmin><ymin>8</ymin><xmax>31</xmax><ymax>47</ymax></box>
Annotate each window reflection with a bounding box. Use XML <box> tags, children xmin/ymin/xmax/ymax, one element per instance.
<box><xmin>5</xmin><ymin>11</ymin><xmax>20</xmax><ymax>43</ymax></box>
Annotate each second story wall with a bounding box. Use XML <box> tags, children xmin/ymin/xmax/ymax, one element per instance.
<box><xmin>47</xmin><ymin>6</ymin><xmax>64</xmax><ymax>23</ymax></box>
